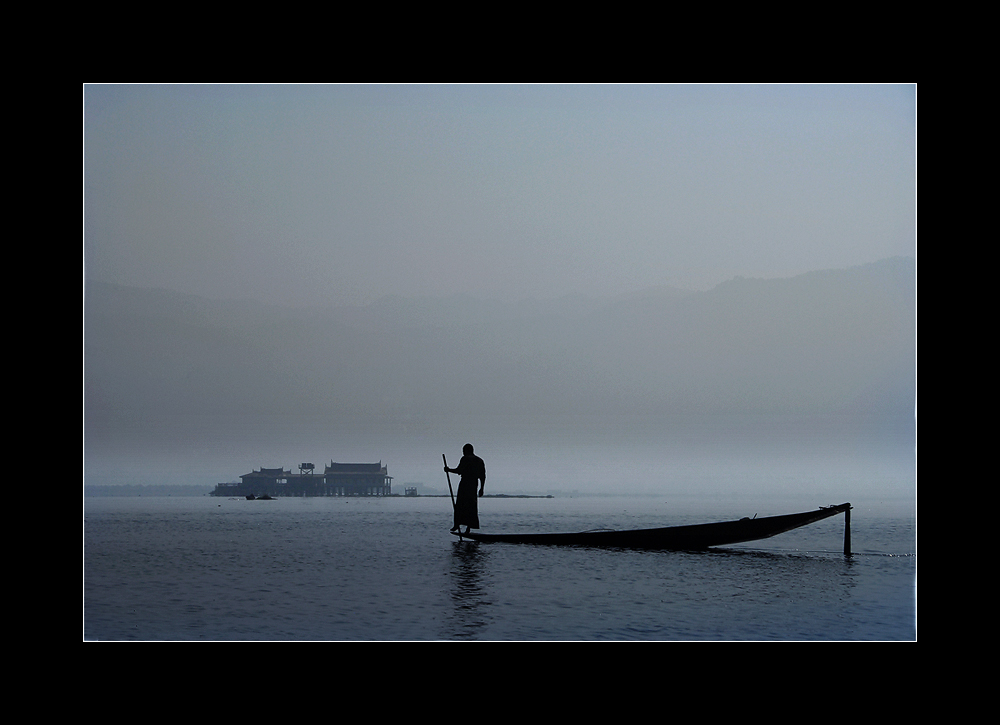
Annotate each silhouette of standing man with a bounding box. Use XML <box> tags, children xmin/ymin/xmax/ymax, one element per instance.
<box><xmin>446</xmin><ymin>443</ymin><xmax>486</xmax><ymax>534</ymax></box>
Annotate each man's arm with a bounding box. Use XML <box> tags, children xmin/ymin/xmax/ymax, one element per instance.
<box><xmin>446</xmin><ymin>457</ymin><xmax>466</xmax><ymax>476</ymax></box>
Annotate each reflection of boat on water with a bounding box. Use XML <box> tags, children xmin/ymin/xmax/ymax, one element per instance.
<box><xmin>452</xmin><ymin>503</ymin><xmax>853</xmax><ymax>553</ymax></box>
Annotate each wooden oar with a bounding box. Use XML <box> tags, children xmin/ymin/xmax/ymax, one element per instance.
<box><xmin>443</xmin><ymin>454</ymin><xmax>457</xmax><ymax>528</ymax></box>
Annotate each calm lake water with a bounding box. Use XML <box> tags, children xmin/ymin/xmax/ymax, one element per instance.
<box><xmin>83</xmin><ymin>494</ymin><xmax>915</xmax><ymax>641</ymax></box>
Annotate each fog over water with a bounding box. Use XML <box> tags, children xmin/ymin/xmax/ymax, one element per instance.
<box><xmin>84</xmin><ymin>85</ymin><xmax>916</xmax><ymax>511</ymax></box>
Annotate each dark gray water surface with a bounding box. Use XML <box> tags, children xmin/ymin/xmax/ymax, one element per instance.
<box><xmin>84</xmin><ymin>495</ymin><xmax>915</xmax><ymax>640</ymax></box>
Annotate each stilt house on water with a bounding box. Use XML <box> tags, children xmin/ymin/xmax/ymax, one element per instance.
<box><xmin>212</xmin><ymin>461</ymin><xmax>393</xmax><ymax>497</ymax></box>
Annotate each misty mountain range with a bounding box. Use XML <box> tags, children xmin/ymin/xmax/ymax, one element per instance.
<box><xmin>84</xmin><ymin>257</ymin><xmax>915</xmax><ymax>434</ymax></box>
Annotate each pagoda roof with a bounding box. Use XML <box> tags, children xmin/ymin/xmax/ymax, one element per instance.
<box><xmin>241</xmin><ymin>467</ymin><xmax>291</xmax><ymax>479</ymax></box>
<box><xmin>324</xmin><ymin>461</ymin><xmax>385</xmax><ymax>474</ymax></box>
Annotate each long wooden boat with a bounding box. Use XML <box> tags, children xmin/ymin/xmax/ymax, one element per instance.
<box><xmin>452</xmin><ymin>503</ymin><xmax>852</xmax><ymax>553</ymax></box>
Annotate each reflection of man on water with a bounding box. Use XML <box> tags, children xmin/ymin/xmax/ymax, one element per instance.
<box><xmin>445</xmin><ymin>443</ymin><xmax>487</xmax><ymax>534</ymax></box>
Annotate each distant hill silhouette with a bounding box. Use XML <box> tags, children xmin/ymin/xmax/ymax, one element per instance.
<box><xmin>85</xmin><ymin>257</ymin><xmax>915</xmax><ymax>436</ymax></box>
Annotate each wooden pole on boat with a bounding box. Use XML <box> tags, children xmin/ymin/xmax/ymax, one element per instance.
<box><xmin>844</xmin><ymin>504</ymin><xmax>852</xmax><ymax>556</ymax></box>
<box><xmin>443</xmin><ymin>454</ymin><xmax>457</xmax><ymax>535</ymax></box>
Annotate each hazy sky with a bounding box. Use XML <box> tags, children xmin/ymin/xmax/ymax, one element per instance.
<box><xmin>84</xmin><ymin>84</ymin><xmax>915</xmax><ymax>307</ymax></box>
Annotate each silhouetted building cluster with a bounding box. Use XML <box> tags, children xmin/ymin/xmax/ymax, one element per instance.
<box><xmin>213</xmin><ymin>461</ymin><xmax>392</xmax><ymax>497</ymax></box>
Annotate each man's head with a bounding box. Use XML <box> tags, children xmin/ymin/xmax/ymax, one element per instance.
<box><xmin>463</xmin><ymin>443</ymin><xmax>474</xmax><ymax>455</ymax></box>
